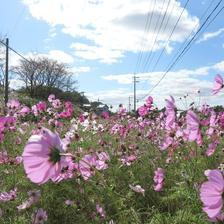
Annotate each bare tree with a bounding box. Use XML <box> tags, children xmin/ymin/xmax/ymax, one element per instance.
<box><xmin>12</xmin><ymin>56</ymin><xmax>77</xmax><ymax>97</ymax></box>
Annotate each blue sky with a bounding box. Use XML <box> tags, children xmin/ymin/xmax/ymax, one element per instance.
<box><xmin>1</xmin><ymin>0</ymin><xmax>224</xmax><ymax>109</ymax></box>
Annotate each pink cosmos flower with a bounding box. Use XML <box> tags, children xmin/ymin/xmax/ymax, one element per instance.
<box><xmin>0</xmin><ymin>151</ymin><xmax>9</xmax><ymax>164</ymax></box>
<box><xmin>36</xmin><ymin>101</ymin><xmax>47</xmax><ymax>112</ymax></box>
<box><xmin>96</xmin><ymin>152</ymin><xmax>110</xmax><ymax>170</ymax></box>
<box><xmin>129</xmin><ymin>184</ymin><xmax>145</xmax><ymax>196</ymax></box>
<box><xmin>54</xmin><ymin>120</ymin><xmax>63</xmax><ymax>127</ymax></box>
<box><xmin>206</xmin><ymin>111</ymin><xmax>217</xmax><ymax>136</ymax></box>
<box><xmin>31</xmin><ymin>105</ymin><xmax>38</xmax><ymax>116</ymax></box>
<box><xmin>52</xmin><ymin>99</ymin><xmax>61</xmax><ymax>108</ymax></box>
<box><xmin>0</xmin><ymin>117</ymin><xmax>16</xmax><ymax>142</ymax></box>
<box><xmin>138</xmin><ymin>105</ymin><xmax>148</xmax><ymax>117</ymax></box>
<box><xmin>185</xmin><ymin>110</ymin><xmax>203</xmax><ymax>145</ymax></box>
<box><xmin>79</xmin><ymin>154</ymin><xmax>97</xmax><ymax>180</ymax></box>
<box><xmin>79</xmin><ymin>114</ymin><xmax>85</xmax><ymax>123</ymax></box>
<box><xmin>160</xmin><ymin>136</ymin><xmax>173</xmax><ymax>150</ymax></box>
<box><xmin>153</xmin><ymin>168</ymin><xmax>165</xmax><ymax>192</ymax></box>
<box><xmin>212</xmin><ymin>74</ymin><xmax>223</xmax><ymax>95</ymax></box>
<box><xmin>121</xmin><ymin>154</ymin><xmax>137</xmax><ymax>166</ymax></box>
<box><xmin>64</xmin><ymin>101</ymin><xmax>73</xmax><ymax>109</ymax></box>
<box><xmin>200</xmin><ymin>169</ymin><xmax>224</xmax><ymax>221</ymax></box>
<box><xmin>19</xmin><ymin>106</ymin><xmax>30</xmax><ymax>117</ymax></box>
<box><xmin>0</xmin><ymin>188</ymin><xmax>17</xmax><ymax>201</ymax></box>
<box><xmin>32</xmin><ymin>208</ymin><xmax>48</xmax><ymax>224</ymax></box>
<box><xmin>48</xmin><ymin>94</ymin><xmax>55</xmax><ymax>102</ymax></box>
<box><xmin>59</xmin><ymin>101</ymin><xmax>74</xmax><ymax>118</ymax></box>
<box><xmin>102</xmin><ymin>111</ymin><xmax>109</xmax><ymax>119</ymax></box>
<box><xmin>146</xmin><ymin>96</ymin><xmax>153</xmax><ymax>107</ymax></box>
<box><xmin>53</xmin><ymin>157</ymin><xmax>77</xmax><ymax>182</ymax></box>
<box><xmin>15</xmin><ymin>156</ymin><xmax>23</xmax><ymax>164</ymax></box>
<box><xmin>118</xmin><ymin>105</ymin><xmax>127</xmax><ymax>117</ymax></box>
<box><xmin>96</xmin><ymin>204</ymin><xmax>106</xmax><ymax>219</ymax></box>
<box><xmin>65</xmin><ymin>199</ymin><xmax>74</xmax><ymax>206</ymax></box>
<box><xmin>206</xmin><ymin>141</ymin><xmax>219</xmax><ymax>157</ymax></box>
<box><xmin>165</xmin><ymin>96</ymin><xmax>176</xmax><ymax>131</ymax></box>
<box><xmin>17</xmin><ymin>190</ymin><xmax>41</xmax><ymax>211</ymax></box>
<box><xmin>22</xmin><ymin>128</ymin><xmax>68</xmax><ymax>185</ymax></box>
<box><xmin>7</xmin><ymin>99</ymin><xmax>20</xmax><ymax>109</ymax></box>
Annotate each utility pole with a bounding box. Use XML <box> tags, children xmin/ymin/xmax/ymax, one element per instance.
<box><xmin>128</xmin><ymin>96</ymin><xmax>131</xmax><ymax>112</ymax></box>
<box><xmin>133</xmin><ymin>74</ymin><xmax>139</xmax><ymax>112</ymax></box>
<box><xmin>4</xmin><ymin>38</ymin><xmax>9</xmax><ymax>107</ymax></box>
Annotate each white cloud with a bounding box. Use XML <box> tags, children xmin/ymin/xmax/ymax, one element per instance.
<box><xmin>71</xmin><ymin>66</ymin><xmax>91</xmax><ymax>75</ymax></box>
<box><xmin>22</xmin><ymin>0</ymin><xmax>199</xmax><ymax>63</ymax></box>
<box><xmin>9</xmin><ymin>50</ymin><xmax>75</xmax><ymax>67</ymax></box>
<box><xmin>213</xmin><ymin>61</ymin><xmax>224</xmax><ymax>72</ymax></box>
<box><xmin>96</xmin><ymin>60</ymin><xmax>224</xmax><ymax>109</ymax></box>
<box><xmin>101</xmin><ymin>66</ymin><xmax>210</xmax><ymax>85</ymax></box>
<box><xmin>9</xmin><ymin>79</ymin><xmax>24</xmax><ymax>90</ymax></box>
<box><xmin>70</xmin><ymin>43</ymin><xmax>124</xmax><ymax>64</ymax></box>
<box><xmin>196</xmin><ymin>28</ymin><xmax>224</xmax><ymax>43</ymax></box>
<box><xmin>41</xmin><ymin>50</ymin><xmax>75</xmax><ymax>64</ymax></box>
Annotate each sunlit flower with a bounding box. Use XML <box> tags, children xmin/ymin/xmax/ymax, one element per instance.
<box><xmin>200</xmin><ymin>169</ymin><xmax>224</xmax><ymax>221</ymax></box>
<box><xmin>212</xmin><ymin>74</ymin><xmax>223</xmax><ymax>95</ymax></box>
<box><xmin>22</xmin><ymin>128</ymin><xmax>68</xmax><ymax>184</ymax></box>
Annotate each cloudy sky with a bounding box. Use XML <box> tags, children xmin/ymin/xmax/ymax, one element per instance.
<box><xmin>1</xmin><ymin>0</ymin><xmax>224</xmax><ymax>110</ymax></box>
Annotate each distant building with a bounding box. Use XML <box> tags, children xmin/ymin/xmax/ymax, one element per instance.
<box><xmin>96</xmin><ymin>104</ymin><xmax>109</xmax><ymax>115</ymax></box>
<box><xmin>82</xmin><ymin>104</ymin><xmax>91</xmax><ymax>112</ymax></box>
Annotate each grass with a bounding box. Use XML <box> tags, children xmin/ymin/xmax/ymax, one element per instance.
<box><xmin>0</xmin><ymin>116</ymin><xmax>221</xmax><ymax>224</ymax></box>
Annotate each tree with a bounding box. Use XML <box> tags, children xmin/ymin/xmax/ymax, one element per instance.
<box><xmin>12</xmin><ymin>56</ymin><xmax>77</xmax><ymax>97</ymax></box>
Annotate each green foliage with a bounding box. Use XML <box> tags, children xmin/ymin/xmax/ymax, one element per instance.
<box><xmin>17</xmin><ymin>86</ymin><xmax>90</xmax><ymax>106</ymax></box>
<box><xmin>0</xmin><ymin>121</ymin><xmax>220</xmax><ymax>223</ymax></box>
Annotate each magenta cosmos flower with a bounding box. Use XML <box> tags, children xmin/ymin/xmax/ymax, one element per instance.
<box><xmin>165</xmin><ymin>96</ymin><xmax>176</xmax><ymax>131</ymax></box>
<box><xmin>22</xmin><ymin>128</ymin><xmax>67</xmax><ymax>185</ymax></box>
<box><xmin>185</xmin><ymin>110</ymin><xmax>202</xmax><ymax>145</ymax></box>
<box><xmin>48</xmin><ymin>94</ymin><xmax>55</xmax><ymax>103</ymax></box>
<box><xmin>146</xmin><ymin>96</ymin><xmax>153</xmax><ymax>107</ymax></box>
<box><xmin>212</xmin><ymin>74</ymin><xmax>223</xmax><ymax>95</ymax></box>
<box><xmin>138</xmin><ymin>105</ymin><xmax>148</xmax><ymax>117</ymax></box>
<box><xmin>19</xmin><ymin>106</ymin><xmax>30</xmax><ymax>117</ymax></box>
<box><xmin>200</xmin><ymin>169</ymin><xmax>224</xmax><ymax>221</ymax></box>
<box><xmin>153</xmin><ymin>168</ymin><xmax>165</xmax><ymax>192</ymax></box>
<box><xmin>7</xmin><ymin>99</ymin><xmax>20</xmax><ymax>109</ymax></box>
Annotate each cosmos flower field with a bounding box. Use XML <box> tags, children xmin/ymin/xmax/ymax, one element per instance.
<box><xmin>0</xmin><ymin>74</ymin><xmax>224</xmax><ymax>223</ymax></box>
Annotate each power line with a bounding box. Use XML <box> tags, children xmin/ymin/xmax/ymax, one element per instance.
<box><xmin>0</xmin><ymin>39</ymin><xmax>32</xmax><ymax>64</ymax></box>
<box><xmin>150</xmin><ymin>0</ymin><xmax>191</xmax><ymax>73</ymax></box>
<box><xmin>151</xmin><ymin>0</ymin><xmax>214</xmax><ymax>75</ymax></box>
<box><xmin>141</xmin><ymin>0</ymin><xmax>172</xmax><ymax>73</ymax></box>
<box><xmin>138</xmin><ymin>0</ymin><xmax>224</xmax><ymax>102</ymax></box>
<box><xmin>162</xmin><ymin>0</ymin><xmax>224</xmax><ymax>77</ymax></box>
<box><xmin>137</xmin><ymin>0</ymin><xmax>190</xmax><ymax>101</ymax></box>
<box><xmin>8</xmin><ymin>5</ymin><xmax>26</xmax><ymax>38</ymax></box>
<box><xmin>173</xmin><ymin>1</ymin><xmax>224</xmax><ymax>65</ymax></box>
<box><xmin>140</xmin><ymin>0</ymin><xmax>166</xmax><ymax>73</ymax></box>
<box><xmin>134</xmin><ymin>0</ymin><xmax>157</xmax><ymax>75</ymax></box>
